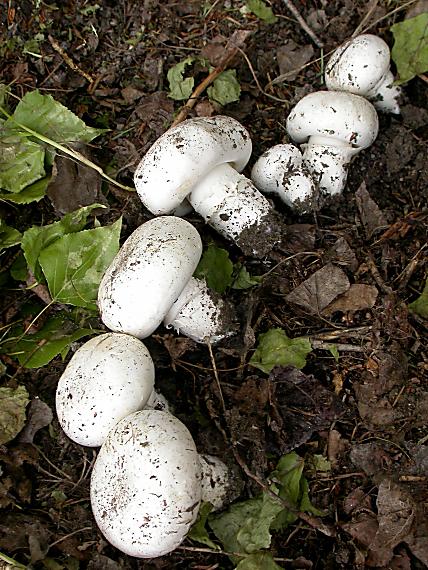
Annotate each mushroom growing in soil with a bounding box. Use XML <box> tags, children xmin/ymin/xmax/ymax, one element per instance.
<box><xmin>98</xmin><ymin>216</ymin><xmax>233</xmax><ymax>343</ymax></box>
<box><xmin>56</xmin><ymin>332</ymin><xmax>168</xmax><ymax>447</ymax></box>
<box><xmin>90</xmin><ymin>409</ymin><xmax>234</xmax><ymax>558</ymax></box>
<box><xmin>251</xmin><ymin>143</ymin><xmax>317</xmax><ymax>212</ymax></box>
<box><xmin>133</xmin><ymin>115</ymin><xmax>282</xmax><ymax>257</ymax></box>
<box><xmin>325</xmin><ymin>34</ymin><xmax>401</xmax><ymax>114</ymax></box>
<box><xmin>286</xmin><ymin>91</ymin><xmax>379</xmax><ymax>196</ymax></box>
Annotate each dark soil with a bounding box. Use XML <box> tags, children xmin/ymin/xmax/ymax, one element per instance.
<box><xmin>1</xmin><ymin>1</ymin><xmax>427</xmax><ymax>569</ymax></box>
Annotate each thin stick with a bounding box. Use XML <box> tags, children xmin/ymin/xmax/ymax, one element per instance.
<box><xmin>48</xmin><ymin>35</ymin><xmax>94</xmax><ymax>84</ymax></box>
<box><xmin>206</xmin><ymin>341</ymin><xmax>226</xmax><ymax>413</ymax></box>
<box><xmin>282</xmin><ymin>0</ymin><xmax>323</xmax><ymax>48</ymax></box>
<box><xmin>48</xmin><ymin>526</ymin><xmax>93</xmax><ymax>549</ymax></box>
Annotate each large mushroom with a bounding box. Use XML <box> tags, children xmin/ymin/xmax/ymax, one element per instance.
<box><xmin>133</xmin><ymin>115</ymin><xmax>282</xmax><ymax>257</ymax></box>
<box><xmin>286</xmin><ymin>91</ymin><xmax>379</xmax><ymax>196</ymax></box>
<box><xmin>90</xmin><ymin>410</ymin><xmax>234</xmax><ymax>557</ymax></box>
<box><xmin>325</xmin><ymin>34</ymin><xmax>401</xmax><ymax>114</ymax></box>
<box><xmin>98</xmin><ymin>216</ymin><xmax>233</xmax><ymax>343</ymax></box>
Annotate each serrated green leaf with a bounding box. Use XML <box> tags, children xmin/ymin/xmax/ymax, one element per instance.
<box><xmin>236</xmin><ymin>552</ymin><xmax>284</xmax><ymax>570</ymax></box>
<box><xmin>0</xmin><ymin>131</ymin><xmax>46</xmax><ymax>192</ymax></box>
<box><xmin>6</xmin><ymin>90</ymin><xmax>105</xmax><ymax>143</ymax></box>
<box><xmin>232</xmin><ymin>264</ymin><xmax>262</xmax><ymax>290</ymax></box>
<box><xmin>188</xmin><ymin>502</ymin><xmax>219</xmax><ymax>550</ymax></box>
<box><xmin>167</xmin><ymin>57</ymin><xmax>195</xmax><ymax>100</ymax></box>
<box><xmin>9</xmin><ymin>315</ymin><xmax>96</xmax><ymax>368</ymax></box>
<box><xmin>391</xmin><ymin>14</ymin><xmax>428</xmax><ymax>84</ymax></box>
<box><xmin>194</xmin><ymin>244</ymin><xmax>234</xmax><ymax>293</ymax></box>
<box><xmin>22</xmin><ymin>204</ymin><xmax>104</xmax><ymax>282</ymax></box>
<box><xmin>0</xmin><ymin>175</ymin><xmax>50</xmax><ymax>203</ymax></box>
<box><xmin>246</xmin><ymin>0</ymin><xmax>278</xmax><ymax>24</ymax></box>
<box><xmin>408</xmin><ymin>277</ymin><xmax>428</xmax><ymax>318</ymax></box>
<box><xmin>0</xmin><ymin>385</ymin><xmax>29</xmax><ymax>444</ymax></box>
<box><xmin>0</xmin><ymin>218</ymin><xmax>22</xmax><ymax>250</ymax></box>
<box><xmin>207</xmin><ymin>69</ymin><xmax>241</xmax><ymax>106</ymax></box>
<box><xmin>39</xmin><ymin>218</ymin><xmax>122</xmax><ymax>309</ymax></box>
<box><xmin>249</xmin><ymin>328</ymin><xmax>312</xmax><ymax>374</ymax></box>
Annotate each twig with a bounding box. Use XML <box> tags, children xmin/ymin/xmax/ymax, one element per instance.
<box><xmin>359</xmin><ymin>0</ymin><xmax>418</xmax><ymax>35</ymax></box>
<box><xmin>48</xmin><ymin>35</ymin><xmax>94</xmax><ymax>84</ymax></box>
<box><xmin>311</xmin><ymin>340</ymin><xmax>368</xmax><ymax>353</ymax></box>
<box><xmin>48</xmin><ymin>526</ymin><xmax>93</xmax><ymax>549</ymax></box>
<box><xmin>206</xmin><ymin>341</ymin><xmax>226</xmax><ymax>412</ymax></box>
<box><xmin>171</xmin><ymin>30</ymin><xmax>252</xmax><ymax>127</ymax></box>
<box><xmin>352</xmin><ymin>0</ymin><xmax>379</xmax><ymax>38</ymax></box>
<box><xmin>281</xmin><ymin>0</ymin><xmax>323</xmax><ymax>48</ymax></box>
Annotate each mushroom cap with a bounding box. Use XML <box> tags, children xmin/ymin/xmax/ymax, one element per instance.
<box><xmin>199</xmin><ymin>454</ymin><xmax>231</xmax><ymax>511</ymax></box>
<box><xmin>90</xmin><ymin>409</ymin><xmax>202</xmax><ymax>558</ymax></box>
<box><xmin>286</xmin><ymin>91</ymin><xmax>379</xmax><ymax>150</ymax></box>
<box><xmin>98</xmin><ymin>217</ymin><xmax>202</xmax><ymax>339</ymax></box>
<box><xmin>56</xmin><ymin>333</ymin><xmax>155</xmax><ymax>447</ymax></box>
<box><xmin>134</xmin><ymin>115</ymin><xmax>252</xmax><ymax>214</ymax></box>
<box><xmin>325</xmin><ymin>34</ymin><xmax>391</xmax><ymax>96</ymax></box>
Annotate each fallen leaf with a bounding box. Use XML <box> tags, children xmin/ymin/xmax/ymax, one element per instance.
<box><xmin>276</xmin><ymin>40</ymin><xmax>314</xmax><ymax>81</ymax></box>
<box><xmin>286</xmin><ymin>263</ymin><xmax>350</xmax><ymax>314</ymax></box>
<box><xmin>349</xmin><ymin>443</ymin><xmax>392</xmax><ymax>477</ymax></box>
<box><xmin>343</xmin><ymin>487</ymin><xmax>373</xmax><ymax>515</ymax></box>
<box><xmin>322</xmin><ymin>284</ymin><xmax>378</xmax><ymax>316</ymax></box>
<box><xmin>391</xmin><ymin>13</ymin><xmax>428</xmax><ymax>83</ymax></box>
<box><xmin>342</xmin><ymin>511</ymin><xmax>379</xmax><ymax>548</ymax></box>
<box><xmin>135</xmin><ymin>91</ymin><xmax>174</xmax><ymax>138</ymax></box>
<box><xmin>408</xmin><ymin>277</ymin><xmax>428</xmax><ymax>318</ymax></box>
<box><xmin>0</xmin><ymin>385</ymin><xmax>29</xmax><ymax>444</ymax></box>
<box><xmin>17</xmin><ymin>398</ymin><xmax>53</xmax><ymax>443</ymax></box>
<box><xmin>250</xmin><ymin>329</ymin><xmax>312</xmax><ymax>374</ymax></box>
<box><xmin>355</xmin><ymin>182</ymin><xmax>387</xmax><ymax>239</ymax></box>
<box><xmin>324</xmin><ymin>237</ymin><xmax>358</xmax><ymax>272</ymax></box>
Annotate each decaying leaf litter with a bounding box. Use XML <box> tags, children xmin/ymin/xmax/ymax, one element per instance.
<box><xmin>0</xmin><ymin>0</ymin><xmax>427</xmax><ymax>568</ymax></box>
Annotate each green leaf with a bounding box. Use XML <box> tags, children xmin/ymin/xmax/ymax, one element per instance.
<box><xmin>0</xmin><ymin>219</ymin><xmax>22</xmax><ymax>250</ymax></box>
<box><xmin>236</xmin><ymin>552</ymin><xmax>284</xmax><ymax>570</ymax></box>
<box><xmin>9</xmin><ymin>315</ymin><xmax>96</xmax><ymax>368</ymax></box>
<box><xmin>299</xmin><ymin>478</ymin><xmax>324</xmax><ymax>517</ymax></box>
<box><xmin>207</xmin><ymin>69</ymin><xmax>241</xmax><ymax>106</ymax></box>
<box><xmin>328</xmin><ymin>344</ymin><xmax>339</xmax><ymax>362</ymax></box>
<box><xmin>249</xmin><ymin>328</ymin><xmax>312</xmax><ymax>374</ymax></box>
<box><xmin>232</xmin><ymin>264</ymin><xmax>262</xmax><ymax>290</ymax></box>
<box><xmin>22</xmin><ymin>204</ymin><xmax>104</xmax><ymax>282</ymax></box>
<box><xmin>10</xmin><ymin>253</ymin><xmax>28</xmax><ymax>281</ymax></box>
<box><xmin>0</xmin><ymin>131</ymin><xmax>46</xmax><ymax>192</ymax></box>
<box><xmin>310</xmin><ymin>454</ymin><xmax>332</xmax><ymax>473</ymax></box>
<box><xmin>6</xmin><ymin>90</ymin><xmax>105</xmax><ymax>143</ymax></box>
<box><xmin>0</xmin><ymin>175</ymin><xmax>50</xmax><ymax>203</ymax></box>
<box><xmin>0</xmin><ymin>385</ymin><xmax>29</xmax><ymax>444</ymax></box>
<box><xmin>167</xmin><ymin>57</ymin><xmax>195</xmax><ymax>100</ymax></box>
<box><xmin>188</xmin><ymin>502</ymin><xmax>219</xmax><ymax>550</ymax></box>
<box><xmin>408</xmin><ymin>277</ymin><xmax>428</xmax><ymax>318</ymax></box>
<box><xmin>245</xmin><ymin>0</ymin><xmax>278</xmax><ymax>24</ymax></box>
<box><xmin>39</xmin><ymin>218</ymin><xmax>122</xmax><ymax>309</ymax></box>
<box><xmin>194</xmin><ymin>244</ymin><xmax>234</xmax><ymax>293</ymax></box>
<box><xmin>391</xmin><ymin>14</ymin><xmax>428</xmax><ymax>84</ymax></box>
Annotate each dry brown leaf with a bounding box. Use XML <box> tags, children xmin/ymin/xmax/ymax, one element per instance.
<box><xmin>355</xmin><ymin>182</ymin><xmax>387</xmax><ymax>239</ymax></box>
<box><xmin>322</xmin><ymin>284</ymin><xmax>378</xmax><ymax>316</ymax></box>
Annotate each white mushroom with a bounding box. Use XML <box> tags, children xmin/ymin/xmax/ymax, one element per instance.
<box><xmin>286</xmin><ymin>91</ymin><xmax>379</xmax><ymax>196</ymax></box>
<box><xmin>199</xmin><ymin>454</ymin><xmax>232</xmax><ymax>511</ymax></box>
<box><xmin>251</xmin><ymin>144</ymin><xmax>317</xmax><ymax>212</ymax></box>
<box><xmin>56</xmin><ymin>333</ymin><xmax>160</xmax><ymax>447</ymax></box>
<box><xmin>325</xmin><ymin>34</ymin><xmax>401</xmax><ymax>114</ymax></box>
<box><xmin>134</xmin><ymin>115</ymin><xmax>282</xmax><ymax>257</ymax></box>
<box><xmin>98</xmin><ymin>216</ymin><xmax>232</xmax><ymax>343</ymax></box>
<box><xmin>90</xmin><ymin>410</ymin><xmax>202</xmax><ymax>558</ymax></box>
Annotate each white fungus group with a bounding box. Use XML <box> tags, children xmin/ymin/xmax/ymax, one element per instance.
<box><xmin>55</xmin><ymin>32</ymin><xmax>399</xmax><ymax>559</ymax></box>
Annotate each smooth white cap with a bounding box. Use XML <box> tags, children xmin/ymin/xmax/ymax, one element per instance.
<box><xmin>287</xmin><ymin>91</ymin><xmax>379</xmax><ymax>151</ymax></box>
<box><xmin>56</xmin><ymin>333</ymin><xmax>155</xmax><ymax>447</ymax></box>
<box><xmin>134</xmin><ymin>115</ymin><xmax>252</xmax><ymax>214</ymax></box>
<box><xmin>199</xmin><ymin>454</ymin><xmax>231</xmax><ymax>511</ymax></box>
<box><xmin>90</xmin><ymin>410</ymin><xmax>202</xmax><ymax>558</ymax></box>
<box><xmin>98</xmin><ymin>217</ymin><xmax>202</xmax><ymax>339</ymax></box>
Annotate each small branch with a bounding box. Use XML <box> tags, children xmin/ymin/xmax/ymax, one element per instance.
<box><xmin>48</xmin><ymin>35</ymin><xmax>94</xmax><ymax>84</ymax></box>
<box><xmin>281</xmin><ymin>0</ymin><xmax>323</xmax><ymax>48</ymax></box>
<box><xmin>171</xmin><ymin>30</ymin><xmax>252</xmax><ymax>127</ymax></box>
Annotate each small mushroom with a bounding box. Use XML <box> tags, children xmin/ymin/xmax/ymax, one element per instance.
<box><xmin>199</xmin><ymin>454</ymin><xmax>233</xmax><ymax>511</ymax></box>
<box><xmin>286</xmin><ymin>91</ymin><xmax>379</xmax><ymax>196</ymax></box>
<box><xmin>325</xmin><ymin>34</ymin><xmax>401</xmax><ymax>114</ymax></box>
<box><xmin>251</xmin><ymin>144</ymin><xmax>317</xmax><ymax>212</ymax></box>
<box><xmin>98</xmin><ymin>216</ymin><xmax>232</xmax><ymax>343</ymax></box>
<box><xmin>134</xmin><ymin>115</ymin><xmax>282</xmax><ymax>257</ymax></box>
<box><xmin>56</xmin><ymin>333</ymin><xmax>161</xmax><ymax>447</ymax></box>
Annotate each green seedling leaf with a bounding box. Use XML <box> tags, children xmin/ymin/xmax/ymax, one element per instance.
<box><xmin>194</xmin><ymin>244</ymin><xmax>234</xmax><ymax>293</ymax></box>
<box><xmin>167</xmin><ymin>57</ymin><xmax>195</xmax><ymax>100</ymax></box>
<box><xmin>0</xmin><ymin>84</ymin><xmax>10</xmax><ymax>110</ymax></box>
<box><xmin>391</xmin><ymin>13</ymin><xmax>428</xmax><ymax>84</ymax></box>
<box><xmin>0</xmin><ymin>385</ymin><xmax>29</xmax><ymax>444</ymax></box>
<box><xmin>232</xmin><ymin>264</ymin><xmax>262</xmax><ymax>289</ymax></box>
<box><xmin>0</xmin><ymin>219</ymin><xmax>22</xmax><ymax>250</ymax></box>
<box><xmin>0</xmin><ymin>131</ymin><xmax>46</xmax><ymax>192</ymax></box>
<box><xmin>22</xmin><ymin>204</ymin><xmax>104</xmax><ymax>282</ymax></box>
<box><xmin>6</xmin><ymin>90</ymin><xmax>105</xmax><ymax>143</ymax></box>
<box><xmin>236</xmin><ymin>552</ymin><xmax>284</xmax><ymax>570</ymax></box>
<box><xmin>310</xmin><ymin>454</ymin><xmax>332</xmax><ymax>473</ymax></box>
<box><xmin>39</xmin><ymin>218</ymin><xmax>122</xmax><ymax>310</ymax></box>
<box><xmin>207</xmin><ymin>69</ymin><xmax>241</xmax><ymax>106</ymax></box>
<box><xmin>0</xmin><ymin>175</ymin><xmax>50</xmax><ymax>203</ymax></box>
<box><xmin>408</xmin><ymin>277</ymin><xmax>428</xmax><ymax>318</ymax></box>
<box><xmin>9</xmin><ymin>315</ymin><xmax>97</xmax><ymax>368</ymax></box>
<box><xmin>250</xmin><ymin>328</ymin><xmax>312</xmax><ymax>374</ymax></box>
<box><xmin>328</xmin><ymin>344</ymin><xmax>339</xmax><ymax>362</ymax></box>
<box><xmin>188</xmin><ymin>502</ymin><xmax>219</xmax><ymax>549</ymax></box>
<box><xmin>299</xmin><ymin>478</ymin><xmax>324</xmax><ymax>517</ymax></box>
<box><xmin>246</xmin><ymin>0</ymin><xmax>278</xmax><ymax>24</ymax></box>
